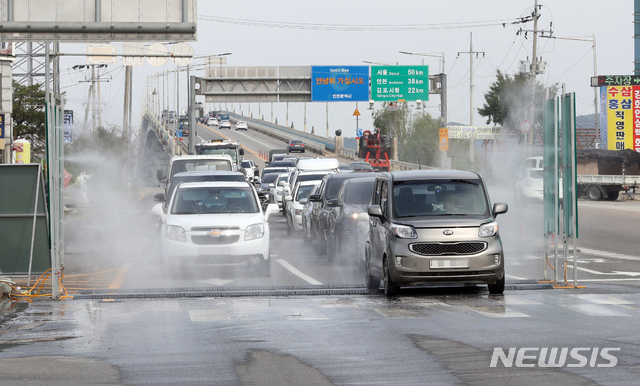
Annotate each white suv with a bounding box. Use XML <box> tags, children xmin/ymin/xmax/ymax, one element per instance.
<box><xmin>160</xmin><ymin>181</ymin><xmax>279</xmax><ymax>276</ymax></box>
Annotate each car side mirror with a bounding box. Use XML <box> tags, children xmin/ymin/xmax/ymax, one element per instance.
<box><xmin>154</xmin><ymin>193</ymin><xmax>165</xmax><ymax>202</ymax></box>
<box><xmin>157</xmin><ymin>169</ymin><xmax>167</xmax><ymax>182</ymax></box>
<box><xmin>299</xmin><ymin>198</ymin><xmax>308</xmax><ymax>205</ymax></box>
<box><xmin>367</xmin><ymin>205</ymin><xmax>383</xmax><ymax>218</ymax></box>
<box><xmin>493</xmin><ymin>202</ymin><xmax>508</xmax><ymax>217</ymax></box>
<box><xmin>285</xmin><ymin>195</ymin><xmax>293</xmax><ymax>201</ymax></box>
<box><xmin>308</xmin><ymin>194</ymin><xmax>320</xmax><ymax>202</ymax></box>
<box><xmin>326</xmin><ymin>198</ymin><xmax>339</xmax><ymax>207</ymax></box>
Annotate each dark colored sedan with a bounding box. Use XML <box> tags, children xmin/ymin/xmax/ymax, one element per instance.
<box><xmin>287</xmin><ymin>139</ymin><xmax>305</xmax><ymax>153</ymax></box>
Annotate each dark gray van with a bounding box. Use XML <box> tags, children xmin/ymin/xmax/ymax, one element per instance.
<box><xmin>365</xmin><ymin>170</ymin><xmax>508</xmax><ymax>296</ymax></box>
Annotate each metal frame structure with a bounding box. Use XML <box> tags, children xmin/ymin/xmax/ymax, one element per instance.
<box><xmin>0</xmin><ymin>0</ymin><xmax>197</xmax><ymax>42</ymax></box>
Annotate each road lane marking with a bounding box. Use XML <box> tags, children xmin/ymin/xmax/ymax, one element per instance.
<box><xmin>566</xmin><ymin>264</ymin><xmax>640</xmax><ymax>278</ymax></box>
<box><xmin>276</xmin><ymin>259</ymin><xmax>322</xmax><ymax>285</ymax></box>
<box><xmin>579</xmin><ymin>247</ymin><xmax>640</xmax><ymax>262</ymax></box>
<box><xmin>108</xmin><ymin>264</ymin><xmax>130</xmax><ymax>289</ymax></box>
<box><xmin>562</xmin><ymin>304</ymin><xmax>631</xmax><ymax>317</ymax></box>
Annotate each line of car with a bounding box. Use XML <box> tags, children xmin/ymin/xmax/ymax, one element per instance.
<box><xmin>259</xmin><ymin>156</ymin><xmax>509</xmax><ymax>296</ymax></box>
<box><xmin>152</xmin><ymin>145</ymin><xmax>509</xmax><ymax>296</ymax></box>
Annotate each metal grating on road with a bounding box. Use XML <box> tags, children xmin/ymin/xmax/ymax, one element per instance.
<box><xmin>71</xmin><ymin>280</ymin><xmax>551</xmax><ymax>300</ymax></box>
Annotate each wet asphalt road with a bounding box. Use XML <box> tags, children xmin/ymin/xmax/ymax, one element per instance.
<box><xmin>2</xmin><ymin>286</ymin><xmax>640</xmax><ymax>385</ymax></box>
<box><xmin>2</xmin><ymin>171</ymin><xmax>640</xmax><ymax>383</ymax></box>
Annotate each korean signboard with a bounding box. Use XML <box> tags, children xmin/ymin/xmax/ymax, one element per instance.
<box><xmin>447</xmin><ymin>125</ymin><xmax>502</xmax><ymax>140</ymax></box>
<box><xmin>311</xmin><ymin>66</ymin><xmax>369</xmax><ymax>102</ymax></box>
<box><xmin>602</xmin><ymin>85</ymin><xmax>640</xmax><ymax>152</ymax></box>
<box><xmin>371</xmin><ymin>65</ymin><xmax>429</xmax><ymax>102</ymax></box>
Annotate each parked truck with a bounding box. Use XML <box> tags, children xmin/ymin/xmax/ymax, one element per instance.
<box><xmin>576</xmin><ymin>149</ymin><xmax>640</xmax><ymax>201</ymax></box>
<box><xmin>519</xmin><ymin>149</ymin><xmax>640</xmax><ymax>201</ymax></box>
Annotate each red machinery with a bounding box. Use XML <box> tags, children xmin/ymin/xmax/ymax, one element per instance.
<box><xmin>358</xmin><ymin>129</ymin><xmax>391</xmax><ymax>172</ymax></box>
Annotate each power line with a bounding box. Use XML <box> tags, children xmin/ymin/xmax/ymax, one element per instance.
<box><xmin>198</xmin><ymin>15</ymin><xmax>527</xmax><ymax>32</ymax></box>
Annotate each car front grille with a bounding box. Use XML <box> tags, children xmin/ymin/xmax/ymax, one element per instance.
<box><xmin>190</xmin><ymin>226</ymin><xmax>240</xmax><ymax>245</ymax></box>
<box><xmin>191</xmin><ymin>235</ymin><xmax>240</xmax><ymax>245</ymax></box>
<box><xmin>409</xmin><ymin>242</ymin><xmax>487</xmax><ymax>256</ymax></box>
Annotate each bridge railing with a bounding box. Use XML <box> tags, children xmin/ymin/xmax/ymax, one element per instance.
<box><xmin>227</xmin><ymin>112</ymin><xmax>329</xmax><ymax>154</ymax></box>
<box><xmin>143</xmin><ymin>109</ymin><xmax>185</xmax><ymax>156</ymax></box>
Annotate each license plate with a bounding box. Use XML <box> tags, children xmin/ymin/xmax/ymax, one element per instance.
<box><xmin>430</xmin><ymin>259</ymin><xmax>469</xmax><ymax>269</ymax></box>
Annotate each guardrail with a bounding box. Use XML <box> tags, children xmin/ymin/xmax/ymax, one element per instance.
<box><xmin>337</xmin><ymin>146</ymin><xmax>424</xmax><ymax>171</ymax></box>
<box><xmin>227</xmin><ymin>112</ymin><xmax>329</xmax><ymax>154</ymax></box>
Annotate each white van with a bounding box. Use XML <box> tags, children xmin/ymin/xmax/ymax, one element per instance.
<box><xmin>295</xmin><ymin>158</ymin><xmax>340</xmax><ymax>171</ymax></box>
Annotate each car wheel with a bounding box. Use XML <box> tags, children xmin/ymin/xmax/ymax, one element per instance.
<box><xmin>605</xmin><ymin>190</ymin><xmax>619</xmax><ymax>201</ymax></box>
<box><xmin>587</xmin><ymin>186</ymin><xmax>602</xmax><ymax>201</ymax></box>
<box><xmin>286</xmin><ymin>214</ymin><xmax>293</xmax><ymax>236</ymax></box>
<box><xmin>365</xmin><ymin>251</ymin><xmax>380</xmax><ymax>290</ymax></box>
<box><xmin>326</xmin><ymin>235</ymin><xmax>337</xmax><ymax>262</ymax></box>
<box><xmin>488</xmin><ymin>276</ymin><xmax>505</xmax><ymax>294</ymax></box>
<box><xmin>256</xmin><ymin>257</ymin><xmax>271</xmax><ymax>277</ymax></box>
<box><xmin>383</xmin><ymin>257</ymin><xmax>400</xmax><ymax>296</ymax></box>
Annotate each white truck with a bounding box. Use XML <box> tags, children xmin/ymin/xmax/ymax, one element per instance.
<box><xmin>157</xmin><ymin>154</ymin><xmax>234</xmax><ymax>199</ymax></box>
<box><xmin>195</xmin><ymin>139</ymin><xmax>244</xmax><ymax>168</ymax></box>
<box><xmin>520</xmin><ymin>150</ymin><xmax>640</xmax><ymax>201</ymax></box>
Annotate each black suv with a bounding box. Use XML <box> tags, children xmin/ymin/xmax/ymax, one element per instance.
<box><xmin>365</xmin><ymin>170</ymin><xmax>508</xmax><ymax>296</ymax></box>
<box><xmin>307</xmin><ymin>173</ymin><xmax>372</xmax><ymax>258</ymax></box>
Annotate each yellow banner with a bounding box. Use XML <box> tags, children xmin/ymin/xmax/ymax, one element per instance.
<box><xmin>439</xmin><ymin>128</ymin><xmax>449</xmax><ymax>151</ymax></box>
<box><xmin>606</xmin><ymin>86</ymin><xmax>634</xmax><ymax>150</ymax></box>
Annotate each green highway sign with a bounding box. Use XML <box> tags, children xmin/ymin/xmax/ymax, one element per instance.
<box><xmin>371</xmin><ymin>65</ymin><xmax>429</xmax><ymax>102</ymax></box>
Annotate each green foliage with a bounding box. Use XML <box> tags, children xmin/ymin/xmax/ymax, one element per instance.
<box><xmin>477</xmin><ymin>70</ymin><xmax>557</xmax><ymax>140</ymax></box>
<box><xmin>400</xmin><ymin>112</ymin><xmax>440</xmax><ymax>167</ymax></box>
<box><xmin>371</xmin><ymin>102</ymin><xmax>441</xmax><ymax>167</ymax></box>
<box><xmin>12</xmin><ymin>81</ymin><xmax>46</xmax><ymax>161</ymax></box>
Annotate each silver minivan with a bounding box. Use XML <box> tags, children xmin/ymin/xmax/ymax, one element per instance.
<box><xmin>365</xmin><ymin>170</ymin><xmax>508</xmax><ymax>296</ymax></box>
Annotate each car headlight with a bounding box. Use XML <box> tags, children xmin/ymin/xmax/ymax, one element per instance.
<box><xmin>391</xmin><ymin>223</ymin><xmax>417</xmax><ymax>239</ymax></box>
<box><xmin>295</xmin><ymin>209</ymin><xmax>303</xmax><ymax>216</ymax></box>
<box><xmin>479</xmin><ymin>221</ymin><xmax>498</xmax><ymax>237</ymax></box>
<box><xmin>245</xmin><ymin>223</ymin><xmax>265</xmax><ymax>240</ymax></box>
<box><xmin>166</xmin><ymin>225</ymin><xmax>186</xmax><ymax>242</ymax></box>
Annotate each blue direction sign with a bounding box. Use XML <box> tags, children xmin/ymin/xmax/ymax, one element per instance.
<box><xmin>311</xmin><ymin>66</ymin><xmax>369</xmax><ymax>102</ymax></box>
<box><xmin>371</xmin><ymin>65</ymin><xmax>429</xmax><ymax>102</ymax></box>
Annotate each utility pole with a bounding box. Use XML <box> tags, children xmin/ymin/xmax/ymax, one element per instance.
<box><xmin>457</xmin><ymin>32</ymin><xmax>484</xmax><ymax>166</ymax></box>
<box><xmin>529</xmin><ymin>0</ymin><xmax>540</xmax><ymax>148</ymax></box>
<box><xmin>123</xmin><ymin>65</ymin><xmax>132</xmax><ymax>184</ymax></box>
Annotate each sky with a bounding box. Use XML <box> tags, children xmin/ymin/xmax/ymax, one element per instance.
<box><xmin>58</xmin><ymin>0</ymin><xmax>634</xmax><ymax>139</ymax></box>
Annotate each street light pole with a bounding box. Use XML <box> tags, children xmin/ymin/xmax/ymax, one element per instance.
<box><xmin>541</xmin><ymin>34</ymin><xmax>599</xmax><ymax>146</ymax></box>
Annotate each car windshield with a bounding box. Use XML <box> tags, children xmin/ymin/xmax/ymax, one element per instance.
<box><xmin>343</xmin><ymin>180</ymin><xmax>375</xmax><ymax>204</ymax></box>
<box><xmin>196</xmin><ymin>148</ymin><xmax>238</xmax><ymax>163</ymax></box>
<box><xmin>171</xmin><ymin>159</ymin><xmax>232</xmax><ymax>176</ymax></box>
<box><xmin>171</xmin><ymin>186</ymin><xmax>259</xmax><ymax>214</ymax></box>
<box><xmin>295</xmin><ymin>184</ymin><xmax>318</xmax><ymax>201</ymax></box>
<box><xmin>168</xmin><ymin>174</ymin><xmax>245</xmax><ymax>199</ymax></box>
<box><xmin>392</xmin><ymin>180</ymin><xmax>489</xmax><ymax>217</ymax></box>
<box><xmin>261</xmin><ymin>173</ymin><xmax>279</xmax><ymax>184</ymax></box>
<box><xmin>326</xmin><ymin>178</ymin><xmax>352</xmax><ymax>200</ymax></box>
<box><xmin>241</xmin><ymin>161</ymin><xmax>252</xmax><ymax>168</ymax></box>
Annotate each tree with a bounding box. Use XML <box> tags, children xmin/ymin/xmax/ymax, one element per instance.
<box><xmin>478</xmin><ymin>70</ymin><xmax>557</xmax><ymax>141</ymax></box>
<box><xmin>399</xmin><ymin>112</ymin><xmax>440</xmax><ymax>167</ymax></box>
<box><xmin>372</xmin><ymin>102</ymin><xmax>410</xmax><ymax>158</ymax></box>
<box><xmin>12</xmin><ymin>81</ymin><xmax>46</xmax><ymax>161</ymax></box>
